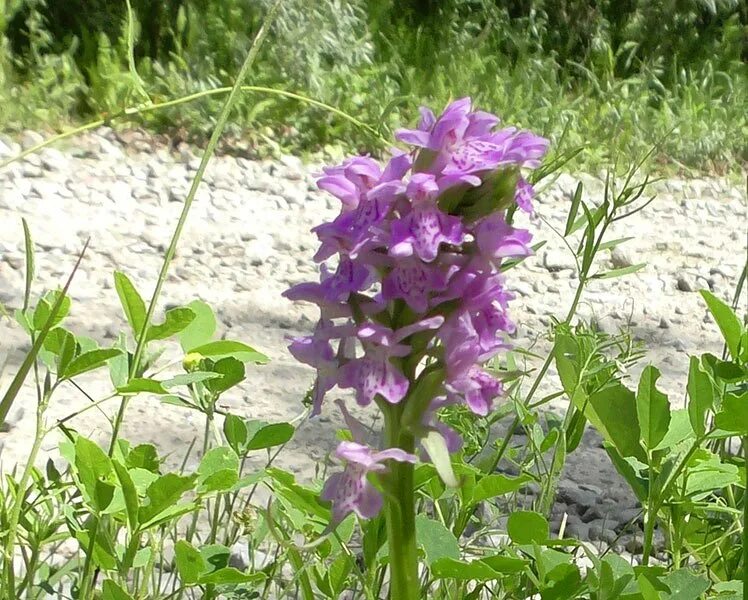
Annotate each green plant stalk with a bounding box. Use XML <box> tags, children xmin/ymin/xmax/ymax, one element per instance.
<box><xmin>108</xmin><ymin>0</ymin><xmax>284</xmax><ymax>452</ymax></box>
<box><xmin>743</xmin><ymin>436</ymin><xmax>748</xmax><ymax>600</ymax></box>
<box><xmin>642</xmin><ymin>450</ymin><xmax>657</xmax><ymax>566</ymax></box>
<box><xmin>2</xmin><ymin>392</ymin><xmax>49</xmax><ymax>597</ymax></box>
<box><xmin>383</xmin><ymin>404</ymin><xmax>419</xmax><ymax>600</ymax></box>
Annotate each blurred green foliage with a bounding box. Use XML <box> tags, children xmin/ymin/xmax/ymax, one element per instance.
<box><xmin>0</xmin><ymin>0</ymin><xmax>745</xmax><ymax>171</ymax></box>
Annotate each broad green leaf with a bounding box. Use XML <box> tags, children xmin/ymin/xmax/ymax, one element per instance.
<box><xmin>660</xmin><ymin>568</ymin><xmax>710</xmax><ymax>600</ymax></box>
<box><xmin>162</xmin><ymin>371</ymin><xmax>222</xmax><ymax>388</ymax></box>
<box><xmin>102</xmin><ymin>580</ymin><xmax>134</xmax><ymax>600</ymax></box>
<box><xmin>174</xmin><ymin>540</ymin><xmax>205</xmax><ymax>585</ymax></box>
<box><xmin>109</xmin><ymin>332</ymin><xmax>130</xmax><ymax>388</ymax></box>
<box><xmin>714</xmin><ymin>392</ymin><xmax>748</xmax><ymax>434</ymax></box>
<box><xmin>580</xmin><ymin>203</ymin><xmax>596</xmax><ymax>273</ymax></box>
<box><xmin>431</xmin><ymin>556</ymin><xmax>526</xmax><ymax>580</ymax></box>
<box><xmin>415</xmin><ymin>515</ymin><xmax>460</xmax><ymax>566</ymax></box>
<box><xmin>471</xmin><ymin>473</ymin><xmax>533</xmax><ymax>505</ymax></box>
<box><xmin>587</xmin><ymin>383</ymin><xmax>646</xmax><ymax>461</ymax></box>
<box><xmin>126</xmin><ymin>444</ymin><xmax>160</xmax><ymax>472</ymax></box>
<box><xmin>178</xmin><ymin>300</ymin><xmax>217</xmax><ymax>352</ymax></box>
<box><xmin>189</xmin><ymin>340</ymin><xmax>269</xmax><ymax>364</ymax></box>
<box><xmin>420</xmin><ymin>429</ymin><xmax>457</xmax><ymax>487</ymax></box>
<box><xmin>112</xmin><ymin>461</ymin><xmax>139</xmax><ymax>530</ymax></box>
<box><xmin>146</xmin><ymin>307</ymin><xmax>195</xmax><ymax>341</ymax></box>
<box><xmin>75</xmin><ymin>436</ymin><xmax>114</xmax><ymax>512</ymax></box>
<box><xmin>117</xmin><ymin>378</ymin><xmax>168</xmax><ymax>395</ymax></box>
<box><xmin>653</xmin><ymin>409</ymin><xmax>693</xmax><ymax>451</ymax></box>
<box><xmin>591</xmin><ymin>263</ymin><xmax>647</xmax><ymax>280</ymax></box>
<box><xmin>246</xmin><ymin>422</ymin><xmax>294</xmax><ymax>451</ymax></box>
<box><xmin>197</xmin><ymin>446</ymin><xmax>240</xmax><ymax>493</ymax></box>
<box><xmin>714</xmin><ymin>361</ymin><xmax>745</xmax><ymax>383</ymax></box>
<box><xmin>205</xmin><ymin>357</ymin><xmax>245</xmax><ymax>394</ymax></box>
<box><xmin>636</xmin><ymin>366</ymin><xmax>671</xmax><ymax>449</ymax></box>
<box><xmin>700</xmin><ymin>290</ymin><xmax>743</xmax><ymax>360</ymax></box>
<box><xmin>224</xmin><ymin>414</ymin><xmax>248</xmax><ymax>452</ymax></box>
<box><xmin>199</xmin><ymin>568</ymin><xmax>264</xmax><ymax>585</ymax></box>
<box><xmin>687</xmin><ymin>356</ymin><xmax>714</xmax><ymax>437</ymax></box>
<box><xmin>139</xmin><ymin>473</ymin><xmax>196</xmax><ymax>525</ymax></box>
<box><xmin>684</xmin><ymin>452</ymin><xmax>739</xmax><ymax>497</ymax></box>
<box><xmin>553</xmin><ymin>333</ymin><xmax>580</xmax><ymax>396</ymax></box>
<box><xmin>114</xmin><ymin>271</ymin><xmax>146</xmax><ymax>338</ymax></box>
<box><xmin>32</xmin><ymin>290</ymin><xmax>71</xmax><ymax>330</ymax></box>
<box><xmin>507</xmin><ymin>511</ymin><xmax>549</xmax><ymax>544</ymax></box>
<box><xmin>62</xmin><ymin>348</ymin><xmax>122</xmax><ymax>379</ymax></box>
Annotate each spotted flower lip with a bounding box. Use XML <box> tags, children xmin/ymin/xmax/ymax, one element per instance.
<box><xmin>284</xmin><ymin>97</ymin><xmax>548</xmax><ymax>518</ymax></box>
<box><xmin>321</xmin><ymin>441</ymin><xmax>417</xmax><ymax>524</ymax></box>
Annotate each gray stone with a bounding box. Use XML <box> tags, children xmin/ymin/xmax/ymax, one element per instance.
<box><xmin>676</xmin><ymin>274</ymin><xmax>697</xmax><ymax>292</ymax></box>
<box><xmin>610</xmin><ymin>246</ymin><xmax>635</xmax><ymax>269</ymax></box>
<box><xmin>20</xmin><ymin>130</ymin><xmax>44</xmax><ymax>149</ymax></box>
<box><xmin>542</xmin><ymin>250</ymin><xmax>575</xmax><ymax>272</ymax></box>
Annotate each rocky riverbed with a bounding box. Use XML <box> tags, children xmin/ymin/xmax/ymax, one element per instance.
<box><xmin>0</xmin><ymin>128</ymin><xmax>745</xmax><ymax>554</ymax></box>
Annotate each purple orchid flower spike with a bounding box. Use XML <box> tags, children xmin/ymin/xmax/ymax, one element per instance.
<box><xmin>321</xmin><ymin>441</ymin><xmax>417</xmax><ymax>525</ymax></box>
<box><xmin>338</xmin><ymin>317</ymin><xmax>443</xmax><ymax>406</ymax></box>
<box><xmin>446</xmin><ymin>366</ymin><xmax>503</xmax><ymax>416</ymax></box>
<box><xmin>514</xmin><ymin>177</ymin><xmax>535</xmax><ymax>213</ymax></box>
<box><xmin>317</xmin><ymin>156</ymin><xmax>382</xmax><ymax>212</ymax></box>
<box><xmin>381</xmin><ymin>256</ymin><xmax>449</xmax><ymax>313</ymax></box>
<box><xmin>474</xmin><ymin>213</ymin><xmax>533</xmax><ymax>260</ymax></box>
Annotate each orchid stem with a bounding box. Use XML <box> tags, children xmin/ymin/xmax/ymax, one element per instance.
<box><xmin>384</xmin><ymin>404</ymin><xmax>419</xmax><ymax>600</ymax></box>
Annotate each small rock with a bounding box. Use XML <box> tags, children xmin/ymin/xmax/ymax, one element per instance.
<box><xmin>610</xmin><ymin>246</ymin><xmax>635</xmax><ymax>269</ymax></box>
<box><xmin>40</xmin><ymin>148</ymin><xmax>68</xmax><ymax>171</ymax></box>
<box><xmin>658</xmin><ymin>317</ymin><xmax>670</xmax><ymax>329</ymax></box>
<box><xmin>20</xmin><ymin>130</ymin><xmax>44</xmax><ymax>149</ymax></box>
<box><xmin>542</xmin><ymin>250</ymin><xmax>575</xmax><ymax>272</ymax></box>
<box><xmin>676</xmin><ymin>274</ymin><xmax>697</xmax><ymax>292</ymax></box>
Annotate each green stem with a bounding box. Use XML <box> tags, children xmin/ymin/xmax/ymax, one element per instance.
<box><xmin>743</xmin><ymin>436</ymin><xmax>748</xmax><ymax>600</ymax></box>
<box><xmin>383</xmin><ymin>405</ymin><xmax>419</xmax><ymax>600</ymax></box>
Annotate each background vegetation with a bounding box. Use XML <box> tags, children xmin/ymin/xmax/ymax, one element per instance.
<box><xmin>0</xmin><ymin>0</ymin><xmax>746</xmax><ymax>172</ymax></box>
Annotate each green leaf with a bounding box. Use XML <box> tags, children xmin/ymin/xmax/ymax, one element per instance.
<box><xmin>471</xmin><ymin>473</ymin><xmax>533</xmax><ymax>505</ymax></box>
<box><xmin>687</xmin><ymin>356</ymin><xmax>714</xmax><ymax>437</ymax></box>
<box><xmin>507</xmin><ymin>511</ymin><xmax>549</xmax><ymax>544</ymax></box>
<box><xmin>205</xmin><ymin>357</ymin><xmax>245</xmax><ymax>394</ymax></box>
<box><xmin>636</xmin><ymin>365</ymin><xmax>671</xmax><ymax>450</ymax></box>
<box><xmin>189</xmin><ymin>340</ymin><xmax>269</xmax><ymax>364</ymax></box>
<box><xmin>102</xmin><ymin>580</ymin><xmax>134</xmax><ymax>600</ymax></box>
<box><xmin>199</xmin><ymin>568</ymin><xmax>264</xmax><ymax>585</ymax></box>
<box><xmin>146</xmin><ymin>307</ymin><xmax>196</xmax><ymax>341</ymax></box>
<box><xmin>420</xmin><ymin>429</ymin><xmax>457</xmax><ymax>487</ymax></box>
<box><xmin>415</xmin><ymin>515</ymin><xmax>460</xmax><ymax>566</ymax></box>
<box><xmin>112</xmin><ymin>461</ymin><xmax>139</xmax><ymax>530</ymax></box>
<box><xmin>714</xmin><ymin>392</ymin><xmax>748</xmax><ymax>434</ymax></box>
<box><xmin>162</xmin><ymin>371</ymin><xmax>222</xmax><ymax>388</ymax></box>
<box><xmin>126</xmin><ymin>444</ymin><xmax>160</xmax><ymax>472</ymax></box>
<box><xmin>32</xmin><ymin>290</ymin><xmax>71</xmax><ymax>330</ymax></box>
<box><xmin>62</xmin><ymin>348</ymin><xmax>122</xmax><ymax>379</ymax></box>
<box><xmin>75</xmin><ymin>436</ymin><xmax>114</xmax><ymax>512</ymax></box>
<box><xmin>700</xmin><ymin>290</ymin><xmax>743</xmax><ymax>360</ymax></box>
<box><xmin>598</xmin><ymin>236</ymin><xmax>635</xmax><ymax>252</ymax></box>
<box><xmin>21</xmin><ymin>218</ymin><xmax>35</xmax><ymax>312</ymax></box>
<box><xmin>117</xmin><ymin>378</ymin><xmax>168</xmax><ymax>395</ymax></box>
<box><xmin>174</xmin><ymin>540</ymin><xmax>205</xmax><ymax>585</ymax></box>
<box><xmin>197</xmin><ymin>446</ymin><xmax>240</xmax><ymax>493</ymax></box>
<box><xmin>114</xmin><ymin>271</ymin><xmax>146</xmax><ymax>338</ymax></box>
<box><xmin>431</xmin><ymin>556</ymin><xmax>526</xmax><ymax>580</ymax></box>
<box><xmin>246</xmin><ymin>422</ymin><xmax>294</xmax><ymax>451</ymax></box>
<box><xmin>587</xmin><ymin>383</ymin><xmax>646</xmax><ymax>461</ymax></box>
<box><xmin>660</xmin><ymin>568</ymin><xmax>710</xmax><ymax>600</ymax></box>
<box><xmin>653</xmin><ymin>410</ymin><xmax>694</xmax><ymax>451</ymax></box>
<box><xmin>109</xmin><ymin>332</ymin><xmax>130</xmax><ymax>388</ymax></box>
<box><xmin>224</xmin><ymin>414</ymin><xmax>248</xmax><ymax>453</ymax></box>
<box><xmin>178</xmin><ymin>300</ymin><xmax>217</xmax><ymax>352</ymax></box>
<box><xmin>592</xmin><ymin>263</ymin><xmax>647</xmax><ymax>280</ymax></box>
<box><xmin>554</xmin><ymin>333</ymin><xmax>580</xmax><ymax>396</ymax></box>
<box><xmin>139</xmin><ymin>473</ymin><xmax>196</xmax><ymax>525</ymax></box>
<box><xmin>563</xmin><ymin>182</ymin><xmax>583</xmax><ymax>236</ymax></box>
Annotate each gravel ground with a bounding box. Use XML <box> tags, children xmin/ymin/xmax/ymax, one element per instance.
<box><xmin>0</xmin><ymin>128</ymin><xmax>745</xmax><ymax>552</ymax></box>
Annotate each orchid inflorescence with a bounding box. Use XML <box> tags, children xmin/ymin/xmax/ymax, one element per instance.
<box><xmin>284</xmin><ymin>97</ymin><xmax>548</xmax><ymax>526</ymax></box>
